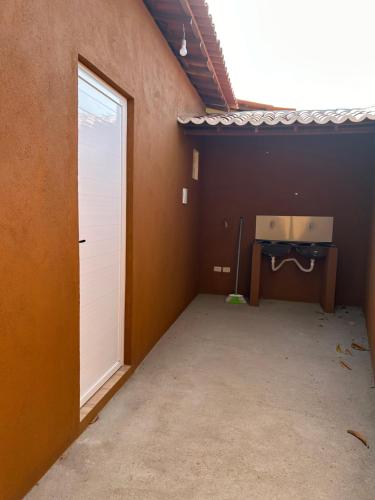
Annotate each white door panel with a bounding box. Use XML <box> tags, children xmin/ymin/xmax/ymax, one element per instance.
<box><xmin>78</xmin><ymin>66</ymin><xmax>126</xmax><ymax>407</ymax></box>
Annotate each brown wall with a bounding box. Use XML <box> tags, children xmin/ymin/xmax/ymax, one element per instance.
<box><xmin>0</xmin><ymin>1</ymin><xmax>203</xmax><ymax>498</ymax></box>
<box><xmin>199</xmin><ymin>134</ymin><xmax>375</xmax><ymax>306</ymax></box>
<box><xmin>365</xmin><ymin>166</ymin><xmax>375</xmax><ymax>376</ymax></box>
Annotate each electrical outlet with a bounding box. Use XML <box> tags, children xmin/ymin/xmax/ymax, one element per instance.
<box><xmin>213</xmin><ymin>266</ymin><xmax>222</xmax><ymax>272</ymax></box>
<box><xmin>222</xmin><ymin>267</ymin><xmax>231</xmax><ymax>273</ymax></box>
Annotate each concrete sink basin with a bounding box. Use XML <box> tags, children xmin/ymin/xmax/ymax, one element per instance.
<box><xmin>295</xmin><ymin>243</ymin><xmax>329</xmax><ymax>260</ymax></box>
<box><xmin>260</xmin><ymin>241</ymin><xmax>292</xmax><ymax>258</ymax></box>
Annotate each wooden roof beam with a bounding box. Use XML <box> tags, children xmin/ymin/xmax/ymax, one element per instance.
<box><xmin>182</xmin><ymin>125</ymin><xmax>375</xmax><ymax>137</ymax></box>
<box><xmin>177</xmin><ymin>0</ymin><xmax>229</xmax><ymax>110</ymax></box>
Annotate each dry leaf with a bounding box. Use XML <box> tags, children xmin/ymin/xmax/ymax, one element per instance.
<box><xmin>351</xmin><ymin>342</ymin><xmax>369</xmax><ymax>351</ymax></box>
<box><xmin>340</xmin><ymin>360</ymin><xmax>352</xmax><ymax>370</ymax></box>
<box><xmin>336</xmin><ymin>344</ymin><xmax>343</xmax><ymax>353</ymax></box>
<box><xmin>345</xmin><ymin>348</ymin><xmax>353</xmax><ymax>356</ymax></box>
<box><xmin>347</xmin><ymin>430</ymin><xmax>369</xmax><ymax>448</ymax></box>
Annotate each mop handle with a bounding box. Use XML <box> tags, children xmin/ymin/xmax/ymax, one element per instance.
<box><xmin>234</xmin><ymin>217</ymin><xmax>244</xmax><ymax>294</ymax></box>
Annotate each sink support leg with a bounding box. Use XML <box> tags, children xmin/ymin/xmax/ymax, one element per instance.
<box><xmin>320</xmin><ymin>246</ymin><xmax>338</xmax><ymax>313</ymax></box>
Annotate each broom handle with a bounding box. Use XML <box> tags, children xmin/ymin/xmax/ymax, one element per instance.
<box><xmin>234</xmin><ymin>217</ymin><xmax>244</xmax><ymax>294</ymax></box>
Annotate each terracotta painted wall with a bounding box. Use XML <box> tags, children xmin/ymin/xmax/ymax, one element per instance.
<box><xmin>199</xmin><ymin>135</ymin><xmax>375</xmax><ymax>306</ymax></box>
<box><xmin>0</xmin><ymin>1</ymin><xmax>203</xmax><ymax>498</ymax></box>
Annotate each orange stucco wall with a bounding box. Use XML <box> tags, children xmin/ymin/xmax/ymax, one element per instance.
<box><xmin>0</xmin><ymin>1</ymin><xmax>203</xmax><ymax>498</ymax></box>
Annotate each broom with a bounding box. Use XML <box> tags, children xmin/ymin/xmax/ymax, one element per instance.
<box><xmin>226</xmin><ymin>216</ymin><xmax>246</xmax><ymax>304</ymax></box>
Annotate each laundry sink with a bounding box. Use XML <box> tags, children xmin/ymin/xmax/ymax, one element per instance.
<box><xmin>260</xmin><ymin>240</ymin><xmax>292</xmax><ymax>258</ymax></box>
<box><xmin>295</xmin><ymin>243</ymin><xmax>329</xmax><ymax>260</ymax></box>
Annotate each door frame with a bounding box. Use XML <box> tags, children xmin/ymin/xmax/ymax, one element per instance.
<box><xmin>78</xmin><ymin>63</ymin><xmax>127</xmax><ymax>407</ymax></box>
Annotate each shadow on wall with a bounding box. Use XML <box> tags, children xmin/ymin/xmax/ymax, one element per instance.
<box><xmin>365</xmin><ymin>188</ymin><xmax>375</xmax><ymax>375</ymax></box>
<box><xmin>198</xmin><ymin>134</ymin><xmax>375</xmax><ymax>307</ymax></box>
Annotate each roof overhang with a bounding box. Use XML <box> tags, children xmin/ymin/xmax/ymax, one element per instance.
<box><xmin>178</xmin><ymin>107</ymin><xmax>375</xmax><ymax>136</ymax></box>
<box><xmin>144</xmin><ymin>0</ymin><xmax>237</xmax><ymax>111</ymax></box>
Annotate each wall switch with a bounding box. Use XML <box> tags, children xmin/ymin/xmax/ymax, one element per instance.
<box><xmin>213</xmin><ymin>266</ymin><xmax>222</xmax><ymax>272</ymax></box>
<box><xmin>222</xmin><ymin>267</ymin><xmax>231</xmax><ymax>273</ymax></box>
<box><xmin>182</xmin><ymin>187</ymin><xmax>188</xmax><ymax>204</ymax></box>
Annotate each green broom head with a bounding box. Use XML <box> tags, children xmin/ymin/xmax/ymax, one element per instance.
<box><xmin>226</xmin><ymin>293</ymin><xmax>247</xmax><ymax>304</ymax></box>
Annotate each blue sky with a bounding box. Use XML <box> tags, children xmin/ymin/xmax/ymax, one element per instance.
<box><xmin>205</xmin><ymin>0</ymin><xmax>375</xmax><ymax>109</ymax></box>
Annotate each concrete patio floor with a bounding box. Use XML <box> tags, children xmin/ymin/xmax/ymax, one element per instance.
<box><xmin>28</xmin><ymin>295</ymin><xmax>375</xmax><ymax>500</ymax></box>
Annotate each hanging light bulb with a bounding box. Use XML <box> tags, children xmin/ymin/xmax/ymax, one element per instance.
<box><xmin>180</xmin><ymin>38</ymin><xmax>187</xmax><ymax>57</ymax></box>
<box><xmin>180</xmin><ymin>24</ymin><xmax>187</xmax><ymax>57</ymax></box>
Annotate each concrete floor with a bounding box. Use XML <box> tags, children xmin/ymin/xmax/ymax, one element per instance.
<box><xmin>28</xmin><ymin>295</ymin><xmax>375</xmax><ymax>500</ymax></box>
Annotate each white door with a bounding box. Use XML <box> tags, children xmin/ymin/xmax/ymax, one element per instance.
<box><xmin>78</xmin><ymin>66</ymin><xmax>126</xmax><ymax>407</ymax></box>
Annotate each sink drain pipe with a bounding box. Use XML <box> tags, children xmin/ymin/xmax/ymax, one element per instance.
<box><xmin>271</xmin><ymin>256</ymin><xmax>315</xmax><ymax>273</ymax></box>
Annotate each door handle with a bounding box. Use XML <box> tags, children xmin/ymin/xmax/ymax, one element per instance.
<box><xmin>79</xmin><ymin>240</ymin><xmax>86</xmax><ymax>243</ymax></box>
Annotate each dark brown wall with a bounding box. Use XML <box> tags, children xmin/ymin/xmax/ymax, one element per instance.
<box><xmin>365</xmin><ymin>167</ymin><xmax>375</xmax><ymax>376</ymax></box>
<box><xmin>199</xmin><ymin>135</ymin><xmax>375</xmax><ymax>306</ymax></box>
<box><xmin>0</xmin><ymin>1</ymin><xmax>203</xmax><ymax>498</ymax></box>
